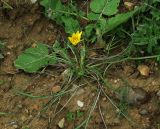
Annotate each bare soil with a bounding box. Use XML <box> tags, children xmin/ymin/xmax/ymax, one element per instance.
<box><xmin>0</xmin><ymin>2</ymin><xmax>160</xmax><ymax>129</ymax></box>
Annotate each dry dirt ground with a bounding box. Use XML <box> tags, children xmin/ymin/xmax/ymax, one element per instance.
<box><xmin>0</xmin><ymin>2</ymin><xmax>160</xmax><ymax>129</ymax></box>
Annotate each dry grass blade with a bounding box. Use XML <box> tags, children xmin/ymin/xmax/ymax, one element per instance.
<box><xmin>98</xmin><ymin>104</ymin><xmax>107</xmax><ymax>129</ymax></box>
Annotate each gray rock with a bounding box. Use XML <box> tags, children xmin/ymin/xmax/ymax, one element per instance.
<box><xmin>139</xmin><ymin>109</ymin><xmax>148</xmax><ymax>115</ymax></box>
<box><xmin>116</xmin><ymin>87</ymin><xmax>149</xmax><ymax>106</ymax></box>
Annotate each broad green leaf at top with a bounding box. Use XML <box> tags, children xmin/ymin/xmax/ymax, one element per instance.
<box><xmin>90</xmin><ymin>0</ymin><xmax>120</xmax><ymax>16</ymax></box>
<box><xmin>14</xmin><ymin>43</ymin><xmax>57</xmax><ymax>73</ymax></box>
<box><xmin>104</xmin><ymin>8</ymin><xmax>139</xmax><ymax>33</ymax></box>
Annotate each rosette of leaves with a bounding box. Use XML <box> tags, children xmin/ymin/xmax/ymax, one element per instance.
<box><xmin>14</xmin><ymin>41</ymin><xmax>86</xmax><ymax>76</ymax></box>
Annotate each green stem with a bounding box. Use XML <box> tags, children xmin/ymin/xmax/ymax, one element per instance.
<box><xmin>79</xmin><ymin>42</ymin><xmax>86</xmax><ymax>76</ymax></box>
<box><xmin>54</xmin><ymin>10</ymin><xmax>89</xmax><ymax>21</ymax></box>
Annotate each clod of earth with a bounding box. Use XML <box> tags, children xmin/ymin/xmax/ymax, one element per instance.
<box><xmin>123</xmin><ymin>65</ymin><xmax>135</xmax><ymax>76</ymax></box>
<box><xmin>51</xmin><ymin>85</ymin><xmax>61</xmax><ymax>93</ymax></box>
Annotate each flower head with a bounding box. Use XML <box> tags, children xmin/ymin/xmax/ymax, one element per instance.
<box><xmin>68</xmin><ymin>31</ymin><xmax>82</xmax><ymax>46</ymax></box>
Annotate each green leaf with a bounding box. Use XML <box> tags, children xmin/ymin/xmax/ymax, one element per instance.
<box><xmin>40</xmin><ymin>0</ymin><xmax>49</xmax><ymax>9</ymax></box>
<box><xmin>40</xmin><ymin>0</ymin><xmax>64</xmax><ymax>24</ymax></box>
<box><xmin>66</xmin><ymin>112</ymin><xmax>75</xmax><ymax>121</ymax></box>
<box><xmin>85</xmin><ymin>24</ymin><xmax>97</xmax><ymax>43</ymax></box>
<box><xmin>53</xmin><ymin>40</ymin><xmax>70</xmax><ymax>62</ymax></box>
<box><xmin>87</xmin><ymin>12</ymin><xmax>99</xmax><ymax>20</ymax></box>
<box><xmin>85</xmin><ymin>24</ymin><xmax>95</xmax><ymax>38</ymax></box>
<box><xmin>151</xmin><ymin>9</ymin><xmax>160</xmax><ymax>20</ymax></box>
<box><xmin>90</xmin><ymin>0</ymin><xmax>105</xmax><ymax>14</ymax></box>
<box><xmin>76</xmin><ymin>110</ymin><xmax>84</xmax><ymax>118</ymax></box>
<box><xmin>48</xmin><ymin>53</ymin><xmax>57</xmax><ymax>64</ymax></box>
<box><xmin>103</xmin><ymin>0</ymin><xmax>120</xmax><ymax>16</ymax></box>
<box><xmin>14</xmin><ymin>43</ymin><xmax>56</xmax><ymax>73</ymax></box>
<box><xmin>105</xmin><ymin>8</ymin><xmax>139</xmax><ymax>33</ymax></box>
<box><xmin>98</xmin><ymin>18</ymin><xmax>107</xmax><ymax>33</ymax></box>
<box><xmin>40</xmin><ymin>0</ymin><xmax>63</xmax><ymax>10</ymax></box>
<box><xmin>90</xmin><ymin>0</ymin><xmax>120</xmax><ymax>16</ymax></box>
<box><xmin>50</xmin><ymin>0</ymin><xmax>63</xmax><ymax>10</ymax></box>
<box><xmin>61</xmin><ymin>16</ymin><xmax>80</xmax><ymax>34</ymax></box>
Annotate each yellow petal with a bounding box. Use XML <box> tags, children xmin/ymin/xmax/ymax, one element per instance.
<box><xmin>68</xmin><ymin>31</ymin><xmax>82</xmax><ymax>46</ymax></box>
<box><xmin>68</xmin><ymin>37</ymin><xmax>72</xmax><ymax>42</ymax></box>
<box><xmin>79</xmin><ymin>31</ymin><xmax>82</xmax><ymax>35</ymax></box>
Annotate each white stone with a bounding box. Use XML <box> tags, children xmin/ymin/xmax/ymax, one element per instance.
<box><xmin>58</xmin><ymin>118</ymin><xmax>65</xmax><ymax>128</ymax></box>
<box><xmin>31</xmin><ymin>0</ymin><xmax>37</xmax><ymax>4</ymax></box>
<box><xmin>77</xmin><ymin>100</ymin><xmax>84</xmax><ymax>108</ymax></box>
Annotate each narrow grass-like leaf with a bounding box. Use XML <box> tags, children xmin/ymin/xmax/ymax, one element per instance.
<box><xmin>0</xmin><ymin>112</ymin><xmax>10</xmax><ymax>116</ymax></box>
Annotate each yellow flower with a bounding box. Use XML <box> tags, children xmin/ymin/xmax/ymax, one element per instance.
<box><xmin>68</xmin><ymin>31</ymin><xmax>82</xmax><ymax>46</ymax></box>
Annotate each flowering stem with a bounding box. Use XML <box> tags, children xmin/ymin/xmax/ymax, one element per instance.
<box><xmin>79</xmin><ymin>42</ymin><xmax>86</xmax><ymax>76</ymax></box>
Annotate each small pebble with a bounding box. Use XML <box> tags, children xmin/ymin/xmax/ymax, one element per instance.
<box><xmin>124</xmin><ymin>2</ymin><xmax>134</xmax><ymax>10</ymax></box>
<box><xmin>139</xmin><ymin>109</ymin><xmax>148</xmax><ymax>115</ymax></box>
<box><xmin>9</xmin><ymin>121</ymin><xmax>17</xmax><ymax>125</ymax></box>
<box><xmin>137</xmin><ymin>65</ymin><xmax>150</xmax><ymax>76</ymax></box>
<box><xmin>13</xmin><ymin>125</ymin><xmax>18</xmax><ymax>129</ymax></box>
<box><xmin>155</xmin><ymin>62</ymin><xmax>158</xmax><ymax>66</ymax></box>
<box><xmin>58</xmin><ymin>118</ymin><xmax>65</xmax><ymax>128</ymax></box>
<box><xmin>77</xmin><ymin>100</ymin><xmax>84</xmax><ymax>108</ymax></box>
<box><xmin>51</xmin><ymin>77</ymin><xmax>55</xmax><ymax>81</ymax></box>
<box><xmin>92</xmin><ymin>93</ymin><xmax>95</xmax><ymax>97</ymax></box>
<box><xmin>17</xmin><ymin>104</ymin><xmax>23</xmax><ymax>109</ymax></box>
<box><xmin>102</xmin><ymin>97</ymin><xmax>106</xmax><ymax>101</ymax></box>
<box><xmin>6</xmin><ymin>52</ymin><xmax>11</xmax><ymax>55</ymax></box>
<box><xmin>114</xmin><ymin>79</ymin><xmax>118</xmax><ymax>83</ymax></box>
<box><xmin>128</xmin><ymin>88</ymin><xmax>149</xmax><ymax>105</ymax></box>
<box><xmin>51</xmin><ymin>85</ymin><xmax>61</xmax><ymax>93</ymax></box>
